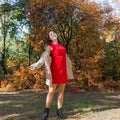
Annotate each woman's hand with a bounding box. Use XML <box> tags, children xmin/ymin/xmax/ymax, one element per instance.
<box><xmin>30</xmin><ymin>64</ymin><xmax>36</xmax><ymax>70</ymax></box>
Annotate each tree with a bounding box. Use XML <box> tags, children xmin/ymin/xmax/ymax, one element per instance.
<box><xmin>27</xmin><ymin>0</ymin><xmax>81</xmax><ymax>50</ymax></box>
<box><xmin>0</xmin><ymin>0</ymin><xmax>29</xmax><ymax>76</ymax></box>
<box><xmin>101</xmin><ymin>16</ymin><xmax>120</xmax><ymax>81</ymax></box>
<box><xmin>0</xmin><ymin>2</ymin><xmax>12</xmax><ymax>75</ymax></box>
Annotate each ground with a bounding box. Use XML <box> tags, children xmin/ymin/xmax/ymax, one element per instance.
<box><xmin>0</xmin><ymin>90</ymin><xmax>120</xmax><ymax>120</ymax></box>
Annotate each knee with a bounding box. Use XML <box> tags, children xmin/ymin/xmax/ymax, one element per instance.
<box><xmin>48</xmin><ymin>89</ymin><xmax>55</xmax><ymax>95</ymax></box>
<box><xmin>58</xmin><ymin>89</ymin><xmax>65</xmax><ymax>95</ymax></box>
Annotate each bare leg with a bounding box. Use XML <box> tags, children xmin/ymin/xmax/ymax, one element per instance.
<box><xmin>57</xmin><ymin>84</ymin><xmax>66</xmax><ymax>109</ymax></box>
<box><xmin>56</xmin><ymin>84</ymin><xmax>67</xmax><ymax>119</ymax></box>
<box><xmin>46</xmin><ymin>84</ymin><xmax>57</xmax><ymax>108</ymax></box>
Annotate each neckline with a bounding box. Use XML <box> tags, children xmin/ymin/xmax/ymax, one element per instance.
<box><xmin>51</xmin><ymin>43</ymin><xmax>59</xmax><ymax>45</ymax></box>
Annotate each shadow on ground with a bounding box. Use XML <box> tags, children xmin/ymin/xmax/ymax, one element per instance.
<box><xmin>0</xmin><ymin>90</ymin><xmax>120</xmax><ymax>120</ymax></box>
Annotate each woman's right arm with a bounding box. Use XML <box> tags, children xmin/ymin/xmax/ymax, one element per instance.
<box><xmin>30</xmin><ymin>46</ymin><xmax>52</xmax><ymax>70</ymax></box>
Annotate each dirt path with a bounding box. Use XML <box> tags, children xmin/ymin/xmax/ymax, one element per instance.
<box><xmin>0</xmin><ymin>90</ymin><xmax>120</xmax><ymax>120</ymax></box>
<box><xmin>80</xmin><ymin>108</ymin><xmax>120</xmax><ymax>120</ymax></box>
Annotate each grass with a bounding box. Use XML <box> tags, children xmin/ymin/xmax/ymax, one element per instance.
<box><xmin>0</xmin><ymin>90</ymin><xmax>120</xmax><ymax>120</ymax></box>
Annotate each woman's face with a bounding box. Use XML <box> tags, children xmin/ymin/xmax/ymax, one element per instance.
<box><xmin>49</xmin><ymin>31</ymin><xmax>58</xmax><ymax>42</ymax></box>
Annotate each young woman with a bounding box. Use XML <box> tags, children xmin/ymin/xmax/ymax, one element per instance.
<box><xmin>30</xmin><ymin>30</ymin><xmax>74</xmax><ymax>120</ymax></box>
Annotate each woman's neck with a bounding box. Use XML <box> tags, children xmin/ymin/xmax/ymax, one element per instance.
<box><xmin>52</xmin><ymin>41</ymin><xmax>58</xmax><ymax>44</ymax></box>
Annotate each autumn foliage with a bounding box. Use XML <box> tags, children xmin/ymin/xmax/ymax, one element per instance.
<box><xmin>0</xmin><ymin>62</ymin><xmax>47</xmax><ymax>91</ymax></box>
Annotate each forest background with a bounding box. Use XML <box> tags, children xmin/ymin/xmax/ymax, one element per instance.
<box><xmin>0</xmin><ymin>0</ymin><xmax>120</xmax><ymax>92</ymax></box>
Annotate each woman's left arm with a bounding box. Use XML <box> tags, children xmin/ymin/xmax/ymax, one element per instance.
<box><xmin>30</xmin><ymin>46</ymin><xmax>51</xmax><ymax>70</ymax></box>
<box><xmin>66</xmin><ymin>54</ymin><xmax>74</xmax><ymax>79</ymax></box>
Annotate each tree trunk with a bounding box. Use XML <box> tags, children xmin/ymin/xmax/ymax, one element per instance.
<box><xmin>28</xmin><ymin>44</ymin><xmax>33</xmax><ymax>65</ymax></box>
<box><xmin>0</xmin><ymin>33</ymin><xmax>7</xmax><ymax>75</ymax></box>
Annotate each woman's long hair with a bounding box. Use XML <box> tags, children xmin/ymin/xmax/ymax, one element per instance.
<box><xmin>45</xmin><ymin>30</ymin><xmax>61</xmax><ymax>45</ymax></box>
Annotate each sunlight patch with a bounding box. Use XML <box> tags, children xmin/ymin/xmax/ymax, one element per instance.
<box><xmin>2</xmin><ymin>114</ymin><xmax>20</xmax><ymax>120</ymax></box>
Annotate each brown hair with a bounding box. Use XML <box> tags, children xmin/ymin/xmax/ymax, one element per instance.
<box><xmin>45</xmin><ymin>30</ymin><xmax>61</xmax><ymax>45</ymax></box>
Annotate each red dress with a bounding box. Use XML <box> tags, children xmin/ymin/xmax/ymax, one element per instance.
<box><xmin>48</xmin><ymin>43</ymin><xmax>68</xmax><ymax>84</ymax></box>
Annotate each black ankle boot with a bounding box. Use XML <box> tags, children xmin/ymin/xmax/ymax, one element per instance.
<box><xmin>42</xmin><ymin>108</ymin><xmax>49</xmax><ymax>120</ymax></box>
<box><xmin>56</xmin><ymin>108</ymin><xmax>67</xmax><ymax>119</ymax></box>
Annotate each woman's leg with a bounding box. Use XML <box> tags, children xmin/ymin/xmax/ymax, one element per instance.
<box><xmin>56</xmin><ymin>84</ymin><xmax>67</xmax><ymax>119</ymax></box>
<box><xmin>42</xmin><ymin>84</ymin><xmax>57</xmax><ymax>120</ymax></box>
<box><xmin>46</xmin><ymin>84</ymin><xmax>57</xmax><ymax>108</ymax></box>
<box><xmin>57</xmin><ymin>84</ymin><xmax>66</xmax><ymax>109</ymax></box>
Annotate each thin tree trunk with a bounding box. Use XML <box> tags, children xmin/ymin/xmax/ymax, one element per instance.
<box><xmin>0</xmin><ymin>34</ymin><xmax>7</xmax><ymax>75</ymax></box>
<box><xmin>28</xmin><ymin>44</ymin><xmax>33</xmax><ymax>65</ymax></box>
<box><xmin>0</xmin><ymin>12</ymin><xmax>8</xmax><ymax>76</ymax></box>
